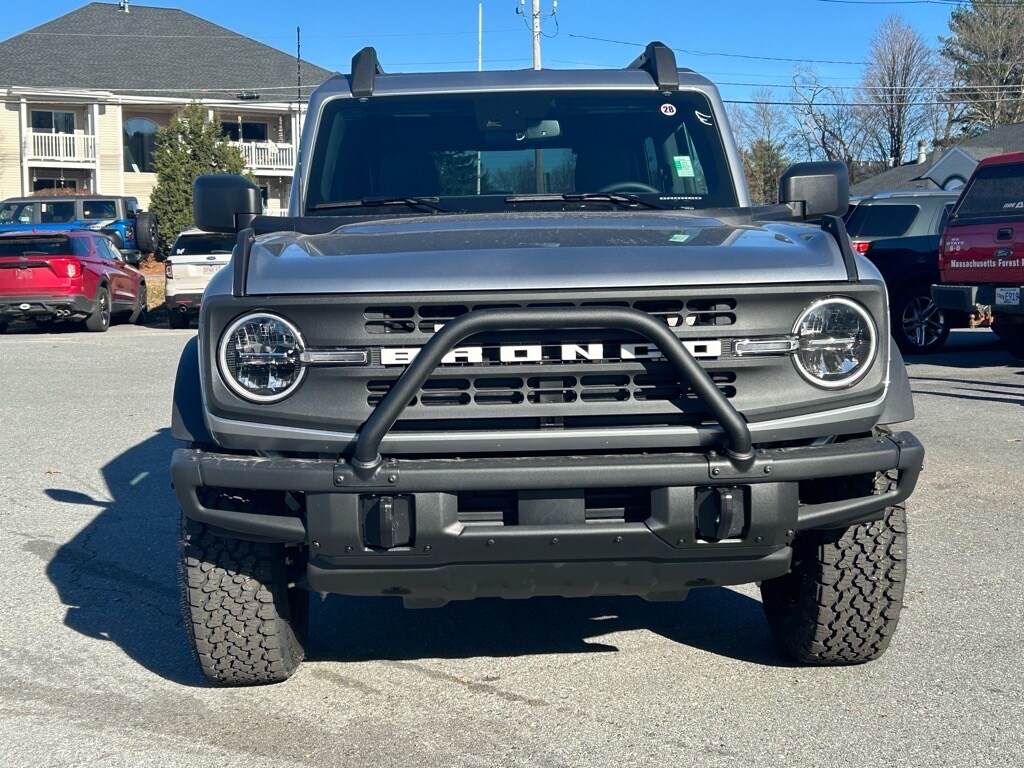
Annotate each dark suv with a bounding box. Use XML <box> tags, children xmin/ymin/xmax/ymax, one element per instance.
<box><xmin>845</xmin><ymin>191</ymin><xmax>959</xmax><ymax>354</ymax></box>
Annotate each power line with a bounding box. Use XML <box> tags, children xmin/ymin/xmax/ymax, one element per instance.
<box><xmin>567</xmin><ymin>33</ymin><xmax>867</xmax><ymax>65</ymax></box>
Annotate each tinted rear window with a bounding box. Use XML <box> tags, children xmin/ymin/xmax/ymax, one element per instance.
<box><xmin>844</xmin><ymin>204</ymin><xmax>919</xmax><ymax>238</ymax></box>
<box><xmin>171</xmin><ymin>234</ymin><xmax>236</xmax><ymax>256</ymax></box>
<box><xmin>0</xmin><ymin>237</ymin><xmax>88</xmax><ymax>257</ymax></box>
<box><xmin>955</xmin><ymin>163</ymin><xmax>1024</xmax><ymax>219</ymax></box>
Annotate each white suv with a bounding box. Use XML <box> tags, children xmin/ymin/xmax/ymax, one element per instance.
<box><xmin>164</xmin><ymin>229</ymin><xmax>234</xmax><ymax>329</ymax></box>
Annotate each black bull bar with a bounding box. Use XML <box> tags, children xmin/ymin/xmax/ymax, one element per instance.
<box><xmin>351</xmin><ymin>306</ymin><xmax>756</xmax><ymax>469</ymax></box>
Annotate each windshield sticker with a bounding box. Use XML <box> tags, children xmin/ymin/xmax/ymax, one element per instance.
<box><xmin>660</xmin><ymin>103</ymin><xmax>677</xmax><ymax>116</ymax></box>
<box><xmin>669</xmin><ymin>231</ymin><xmax>695</xmax><ymax>243</ymax></box>
<box><xmin>695</xmin><ymin>111</ymin><xmax>713</xmax><ymax>126</ymax></box>
<box><xmin>672</xmin><ymin>156</ymin><xmax>695</xmax><ymax>178</ymax></box>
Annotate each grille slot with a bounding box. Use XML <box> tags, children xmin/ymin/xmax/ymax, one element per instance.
<box><xmin>363</xmin><ymin>297</ymin><xmax>737</xmax><ymax>334</ymax></box>
<box><xmin>366</xmin><ymin>371</ymin><xmax>737</xmax><ymax>407</ymax></box>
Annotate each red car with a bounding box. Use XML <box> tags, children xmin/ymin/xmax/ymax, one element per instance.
<box><xmin>0</xmin><ymin>230</ymin><xmax>147</xmax><ymax>334</ymax></box>
<box><xmin>932</xmin><ymin>152</ymin><xmax>1024</xmax><ymax>359</ymax></box>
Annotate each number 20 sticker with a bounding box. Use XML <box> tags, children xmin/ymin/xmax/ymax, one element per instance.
<box><xmin>660</xmin><ymin>103</ymin><xmax>677</xmax><ymax>116</ymax></box>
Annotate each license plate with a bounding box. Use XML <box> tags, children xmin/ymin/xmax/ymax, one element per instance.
<box><xmin>201</xmin><ymin>264</ymin><xmax>221</xmax><ymax>276</ymax></box>
<box><xmin>995</xmin><ymin>287</ymin><xmax>1020</xmax><ymax>306</ymax></box>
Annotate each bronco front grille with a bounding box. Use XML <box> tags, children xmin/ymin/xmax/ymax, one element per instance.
<box><xmin>363</xmin><ymin>298</ymin><xmax>737</xmax><ymax>334</ymax></box>
<box><xmin>367</xmin><ymin>371</ymin><xmax>738</xmax><ymax>408</ymax></box>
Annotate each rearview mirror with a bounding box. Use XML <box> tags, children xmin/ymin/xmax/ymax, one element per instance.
<box><xmin>521</xmin><ymin>119</ymin><xmax>561</xmax><ymax>141</ymax></box>
<box><xmin>778</xmin><ymin>161</ymin><xmax>849</xmax><ymax>220</ymax></box>
<box><xmin>193</xmin><ymin>175</ymin><xmax>263</xmax><ymax>234</ymax></box>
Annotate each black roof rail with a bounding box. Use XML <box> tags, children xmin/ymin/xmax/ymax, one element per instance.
<box><xmin>350</xmin><ymin>46</ymin><xmax>385</xmax><ymax>98</ymax></box>
<box><xmin>627</xmin><ymin>41</ymin><xmax>679</xmax><ymax>91</ymax></box>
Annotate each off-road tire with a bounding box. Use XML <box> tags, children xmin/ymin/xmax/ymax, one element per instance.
<box><xmin>761</xmin><ymin>471</ymin><xmax>907</xmax><ymax>665</ymax></box>
<box><xmin>180</xmin><ymin>514</ymin><xmax>308</xmax><ymax>686</ymax></box>
<box><xmin>84</xmin><ymin>286</ymin><xmax>111</xmax><ymax>333</ymax></box>
<box><xmin>135</xmin><ymin>211</ymin><xmax>158</xmax><ymax>254</ymax></box>
<box><xmin>168</xmin><ymin>311</ymin><xmax>191</xmax><ymax>330</ymax></box>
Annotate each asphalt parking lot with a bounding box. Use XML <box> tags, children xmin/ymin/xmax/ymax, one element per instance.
<box><xmin>0</xmin><ymin>324</ymin><xmax>1021</xmax><ymax>768</ymax></box>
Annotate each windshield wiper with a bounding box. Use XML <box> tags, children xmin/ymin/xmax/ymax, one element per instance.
<box><xmin>505</xmin><ymin>193</ymin><xmax>666</xmax><ymax>210</ymax></box>
<box><xmin>310</xmin><ymin>196</ymin><xmax>448</xmax><ymax>214</ymax></box>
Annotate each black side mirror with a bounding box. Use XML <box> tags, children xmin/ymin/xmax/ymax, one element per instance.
<box><xmin>124</xmin><ymin>251</ymin><xmax>141</xmax><ymax>265</ymax></box>
<box><xmin>779</xmin><ymin>161</ymin><xmax>849</xmax><ymax>220</ymax></box>
<box><xmin>193</xmin><ymin>175</ymin><xmax>263</xmax><ymax>234</ymax></box>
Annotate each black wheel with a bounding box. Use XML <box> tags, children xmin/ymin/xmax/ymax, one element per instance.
<box><xmin>0</xmin><ymin>321</ymin><xmax>8</xmax><ymax>335</ymax></box>
<box><xmin>84</xmin><ymin>286</ymin><xmax>111</xmax><ymax>333</ymax></box>
<box><xmin>180</xmin><ymin>513</ymin><xmax>307</xmax><ymax>686</ymax></box>
<box><xmin>128</xmin><ymin>281</ymin><xmax>147</xmax><ymax>325</ymax></box>
<box><xmin>168</xmin><ymin>311</ymin><xmax>191</xmax><ymax>330</ymax></box>
<box><xmin>996</xmin><ymin>324</ymin><xmax>1024</xmax><ymax>360</ymax></box>
<box><xmin>892</xmin><ymin>286</ymin><xmax>949</xmax><ymax>354</ymax></box>
<box><xmin>761</xmin><ymin>471</ymin><xmax>907</xmax><ymax>665</ymax></box>
<box><xmin>135</xmin><ymin>211</ymin><xmax>158</xmax><ymax>254</ymax></box>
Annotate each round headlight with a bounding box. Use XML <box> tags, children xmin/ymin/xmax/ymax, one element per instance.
<box><xmin>792</xmin><ymin>298</ymin><xmax>877</xmax><ymax>389</ymax></box>
<box><xmin>218</xmin><ymin>313</ymin><xmax>306</xmax><ymax>402</ymax></box>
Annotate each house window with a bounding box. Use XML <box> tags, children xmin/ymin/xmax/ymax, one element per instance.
<box><xmin>31</xmin><ymin>110</ymin><xmax>75</xmax><ymax>134</ymax></box>
<box><xmin>123</xmin><ymin>118</ymin><xmax>159</xmax><ymax>173</ymax></box>
<box><xmin>943</xmin><ymin>176</ymin><xmax>966</xmax><ymax>191</ymax></box>
<box><xmin>33</xmin><ymin>178</ymin><xmax>78</xmax><ymax>191</ymax></box>
<box><xmin>221</xmin><ymin>121</ymin><xmax>269</xmax><ymax>142</ymax></box>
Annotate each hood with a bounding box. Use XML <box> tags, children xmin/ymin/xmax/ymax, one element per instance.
<box><xmin>245</xmin><ymin>212</ymin><xmax>849</xmax><ymax>295</ymax></box>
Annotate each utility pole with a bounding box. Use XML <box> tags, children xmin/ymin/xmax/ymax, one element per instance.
<box><xmin>531</xmin><ymin>0</ymin><xmax>542</xmax><ymax>70</ymax></box>
<box><xmin>476</xmin><ymin>3</ymin><xmax>483</xmax><ymax>195</ymax></box>
<box><xmin>518</xmin><ymin>0</ymin><xmax>558</xmax><ymax>191</ymax></box>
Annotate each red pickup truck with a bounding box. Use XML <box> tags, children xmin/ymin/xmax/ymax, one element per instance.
<box><xmin>932</xmin><ymin>152</ymin><xmax>1024</xmax><ymax>359</ymax></box>
<box><xmin>0</xmin><ymin>230</ymin><xmax>146</xmax><ymax>334</ymax></box>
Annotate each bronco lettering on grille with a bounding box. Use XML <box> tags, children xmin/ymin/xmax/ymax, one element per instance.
<box><xmin>380</xmin><ymin>340</ymin><xmax>722</xmax><ymax>366</ymax></box>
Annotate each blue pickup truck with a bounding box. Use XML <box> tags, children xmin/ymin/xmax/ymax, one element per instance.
<box><xmin>0</xmin><ymin>194</ymin><xmax>157</xmax><ymax>260</ymax></box>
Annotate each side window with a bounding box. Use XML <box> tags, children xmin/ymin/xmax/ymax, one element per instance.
<box><xmin>39</xmin><ymin>201</ymin><xmax>76</xmax><ymax>224</ymax></box>
<box><xmin>95</xmin><ymin>238</ymin><xmax>120</xmax><ymax>261</ymax></box>
<box><xmin>71</xmin><ymin>238</ymin><xmax>93</xmax><ymax>258</ymax></box>
<box><xmin>82</xmin><ymin>200</ymin><xmax>118</xmax><ymax>219</ymax></box>
<box><xmin>845</xmin><ymin>204</ymin><xmax>920</xmax><ymax>238</ymax></box>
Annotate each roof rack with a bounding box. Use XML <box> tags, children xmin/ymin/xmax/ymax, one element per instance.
<box><xmin>626</xmin><ymin>41</ymin><xmax>678</xmax><ymax>91</ymax></box>
<box><xmin>350</xmin><ymin>46</ymin><xmax>385</xmax><ymax>98</ymax></box>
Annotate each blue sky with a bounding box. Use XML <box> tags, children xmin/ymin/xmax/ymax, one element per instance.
<box><xmin>4</xmin><ymin>0</ymin><xmax>955</xmax><ymax>102</ymax></box>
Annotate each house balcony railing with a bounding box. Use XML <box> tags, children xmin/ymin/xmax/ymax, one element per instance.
<box><xmin>24</xmin><ymin>131</ymin><xmax>98</xmax><ymax>163</ymax></box>
<box><xmin>232</xmin><ymin>141</ymin><xmax>295</xmax><ymax>172</ymax></box>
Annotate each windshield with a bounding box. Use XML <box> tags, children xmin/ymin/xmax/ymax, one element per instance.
<box><xmin>171</xmin><ymin>233</ymin><xmax>237</xmax><ymax>256</ymax></box>
<box><xmin>955</xmin><ymin>163</ymin><xmax>1024</xmax><ymax>220</ymax></box>
<box><xmin>0</xmin><ymin>202</ymin><xmax>36</xmax><ymax>224</ymax></box>
<box><xmin>305</xmin><ymin>90</ymin><xmax>737</xmax><ymax>214</ymax></box>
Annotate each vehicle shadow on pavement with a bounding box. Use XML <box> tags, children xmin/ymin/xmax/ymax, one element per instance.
<box><xmin>311</xmin><ymin>588</ymin><xmax>794</xmax><ymax>667</ymax></box>
<box><xmin>43</xmin><ymin>428</ymin><xmax>205</xmax><ymax>686</ymax></box>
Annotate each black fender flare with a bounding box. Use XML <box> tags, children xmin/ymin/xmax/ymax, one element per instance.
<box><xmin>879</xmin><ymin>339</ymin><xmax>915</xmax><ymax>425</ymax></box>
<box><xmin>172</xmin><ymin>336</ymin><xmax>214</xmax><ymax>444</ymax></box>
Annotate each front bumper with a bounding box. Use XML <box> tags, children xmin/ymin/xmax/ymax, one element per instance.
<box><xmin>171</xmin><ymin>431</ymin><xmax>923</xmax><ymax>602</ymax></box>
<box><xmin>0</xmin><ymin>294</ymin><xmax>94</xmax><ymax>320</ymax></box>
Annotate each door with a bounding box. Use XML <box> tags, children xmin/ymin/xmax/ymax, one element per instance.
<box><xmin>96</xmin><ymin>237</ymin><xmax>137</xmax><ymax>308</ymax></box>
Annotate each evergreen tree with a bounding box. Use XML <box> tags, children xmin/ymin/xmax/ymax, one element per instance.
<box><xmin>941</xmin><ymin>2</ymin><xmax>1024</xmax><ymax>131</ymax></box>
<box><xmin>149</xmin><ymin>103</ymin><xmax>249</xmax><ymax>256</ymax></box>
<box><xmin>435</xmin><ymin>151</ymin><xmax>485</xmax><ymax>195</ymax></box>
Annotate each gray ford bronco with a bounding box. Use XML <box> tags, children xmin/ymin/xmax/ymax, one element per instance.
<box><xmin>170</xmin><ymin>43</ymin><xmax>923</xmax><ymax>686</ymax></box>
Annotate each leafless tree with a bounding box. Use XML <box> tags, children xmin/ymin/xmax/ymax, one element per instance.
<box><xmin>941</xmin><ymin>1</ymin><xmax>1024</xmax><ymax>131</ymax></box>
<box><xmin>859</xmin><ymin>14</ymin><xmax>935</xmax><ymax>167</ymax></box>
<box><xmin>791</xmin><ymin>67</ymin><xmax>872</xmax><ymax>179</ymax></box>
<box><xmin>733</xmin><ymin>89</ymin><xmax>792</xmax><ymax>204</ymax></box>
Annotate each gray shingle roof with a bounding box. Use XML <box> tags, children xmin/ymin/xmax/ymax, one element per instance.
<box><xmin>851</xmin><ymin>122</ymin><xmax>1024</xmax><ymax>195</ymax></box>
<box><xmin>0</xmin><ymin>2</ymin><xmax>335</xmax><ymax>101</ymax></box>
<box><xmin>850</xmin><ymin>159</ymin><xmax>939</xmax><ymax>196</ymax></box>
